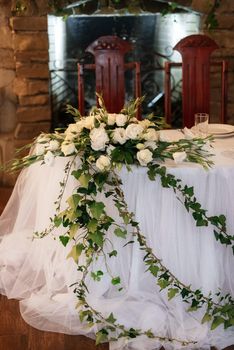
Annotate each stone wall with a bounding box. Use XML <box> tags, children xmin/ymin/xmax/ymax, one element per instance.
<box><xmin>205</xmin><ymin>1</ymin><xmax>234</xmax><ymax>123</ymax></box>
<box><xmin>0</xmin><ymin>7</ymin><xmax>51</xmax><ymax>185</ymax></box>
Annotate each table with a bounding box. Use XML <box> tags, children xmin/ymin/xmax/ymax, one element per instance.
<box><xmin>0</xmin><ymin>131</ymin><xmax>233</xmax><ymax>350</ymax></box>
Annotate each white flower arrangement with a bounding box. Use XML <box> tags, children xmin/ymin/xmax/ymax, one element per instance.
<box><xmin>6</xmin><ymin>97</ymin><xmax>233</xmax><ymax>347</ymax></box>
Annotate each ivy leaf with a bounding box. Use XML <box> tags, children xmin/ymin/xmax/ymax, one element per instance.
<box><xmin>181</xmin><ymin>288</ymin><xmax>190</xmax><ymax>298</ymax></box>
<box><xmin>91</xmin><ymin>270</ymin><xmax>104</xmax><ymax>281</ymax></box>
<box><xmin>67</xmin><ymin>194</ymin><xmax>82</xmax><ymax>209</ymax></box>
<box><xmin>168</xmin><ymin>288</ymin><xmax>179</xmax><ymax>301</ymax></box>
<box><xmin>71</xmin><ymin>169</ymin><xmax>83</xmax><ymax>179</ymax></box>
<box><xmin>89</xmin><ymin>231</ymin><xmax>104</xmax><ymax>247</ymax></box>
<box><xmin>114</xmin><ymin>228</ymin><xmax>127</xmax><ymax>239</ymax></box>
<box><xmin>90</xmin><ymin>202</ymin><xmax>105</xmax><ymax>220</ymax></box>
<box><xmin>111</xmin><ymin>276</ymin><xmax>121</xmax><ymax>285</ymax></box>
<box><xmin>123</xmin><ymin>213</ymin><xmax>130</xmax><ymax>225</ymax></box>
<box><xmin>95</xmin><ymin>329</ymin><xmax>108</xmax><ymax>345</ymax></box>
<box><xmin>66</xmin><ymin>243</ymin><xmax>84</xmax><ymax>263</ymax></box>
<box><xmin>87</xmin><ymin>218</ymin><xmax>98</xmax><ymax>233</ymax></box>
<box><xmin>59</xmin><ymin>235</ymin><xmax>69</xmax><ymax>247</ymax></box>
<box><xmin>157</xmin><ymin>278</ymin><xmax>170</xmax><ymax>290</ymax></box>
<box><xmin>184</xmin><ymin>186</ymin><xmax>194</xmax><ymax>197</ymax></box>
<box><xmin>54</xmin><ymin>215</ymin><xmax>62</xmax><ymax>227</ymax></box>
<box><xmin>79</xmin><ymin>173</ymin><xmax>92</xmax><ymax>188</ymax></box>
<box><xmin>211</xmin><ymin>316</ymin><xmax>225</xmax><ymax>330</ymax></box>
<box><xmin>68</xmin><ymin>223</ymin><xmax>79</xmax><ymax>239</ymax></box>
<box><xmin>106</xmin><ymin>312</ymin><xmax>117</xmax><ymax>324</ymax></box>
<box><xmin>149</xmin><ymin>265</ymin><xmax>159</xmax><ymax>277</ymax></box>
<box><xmin>108</xmin><ymin>250</ymin><xmax>117</xmax><ymax>258</ymax></box>
<box><xmin>218</xmin><ymin>214</ymin><xmax>226</xmax><ymax>226</ymax></box>
<box><xmin>201</xmin><ymin>312</ymin><xmax>212</xmax><ymax>324</ymax></box>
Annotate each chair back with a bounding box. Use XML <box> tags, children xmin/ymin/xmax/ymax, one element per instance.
<box><xmin>164</xmin><ymin>34</ymin><xmax>228</xmax><ymax>128</ymax></box>
<box><xmin>78</xmin><ymin>35</ymin><xmax>141</xmax><ymax>118</ymax></box>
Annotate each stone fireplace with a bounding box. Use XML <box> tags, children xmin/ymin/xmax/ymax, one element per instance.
<box><xmin>1</xmin><ymin>0</ymin><xmax>234</xmax><ymax>186</ymax></box>
<box><xmin>0</xmin><ymin>13</ymin><xmax>51</xmax><ymax>185</ymax></box>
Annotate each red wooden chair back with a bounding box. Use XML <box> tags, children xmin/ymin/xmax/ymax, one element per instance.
<box><xmin>78</xmin><ymin>35</ymin><xmax>141</xmax><ymax>119</ymax></box>
<box><xmin>164</xmin><ymin>34</ymin><xmax>228</xmax><ymax>128</ymax></box>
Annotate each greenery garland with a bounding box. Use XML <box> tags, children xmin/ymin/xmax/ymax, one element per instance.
<box><xmin>11</xmin><ymin>0</ymin><xmax>220</xmax><ymax>30</ymax></box>
<box><xmin>4</xmin><ymin>98</ymin><xmax>234</xmax><ymax>346</ymax></box>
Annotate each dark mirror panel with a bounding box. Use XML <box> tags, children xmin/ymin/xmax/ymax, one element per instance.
<box><xmin>48</xmin><ymin>13</ymin><xmax>200</xmax><ymax>128</ymax></box>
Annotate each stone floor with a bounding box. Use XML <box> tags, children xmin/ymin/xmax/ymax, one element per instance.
<box><xmin>0</xmin><ymin>187</ymin><xmax>233</xmax><ymax>350</ymax></box>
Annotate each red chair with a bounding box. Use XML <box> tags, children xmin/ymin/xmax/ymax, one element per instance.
<box><xmin>164</xmin><ymin>34</ymin><xmax>228</xmax><ymax>128</ymax></box>
<box><xmin>78</xmin><ymin>35</ymin><xmax>141</xmax><ymax>119</ymax></box>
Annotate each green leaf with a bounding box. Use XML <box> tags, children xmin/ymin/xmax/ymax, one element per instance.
<box><xmin>168</xmin><ymin>288</ymin><xmax>179</xmax><ymax>301</ymax></box>
<box><xmin>89</xmin><ymin>231</ymin><xmax>104</xmax><ymax>247</ymax></box>
<box><xmin>184</xmin><ymin>186</ymin><xmax>194</xmax><ymax>197</ymax></box>
<box><xmin>68</xmin><ymin>223</ymin><xmax>79</xmax><ymax>239</ymax></box>
<box><xmin>91</xmin><ymin>270</ymin><xmax>104</xmax><ymax>281</ymax></box>
<box><xmin>87</xmin><ymin>218</ymin><xmax>98</xmax><ymax>233</ymax></box>
<box><xmin>66</xmin><ymin>243</ymin><xmax>84</xmax><ymax>263</ymax></box>
<box><xmin>108</xmin><ymin>250</ymin><xmax>118</xmax><ymax>258</ymax></box>
<box><xmin>59</xmin><ymin>235</ymin><xmax>69</xmax><ymax>247</ymax></box>
<box><xmin>111</xmin><ymin>276</ymin><xmax>121</xmax><ymax>285</ymax></box>
<box><xmin>71</xmin><ymin>169</ymin><xmax>83</xmax><ymax>180</ymax></box>
<box><xmin>90</xmin><ymin>202</ymin><xmax>105</xmax><ymax>220</ymax></box>
<box><xmin>67</xmin><ymin>194</ymin><xmax>82</xmax><ymax>209</ymax></box>
<box><xmin>95</xmin><ymin>329</ymin><xmax>108</xmax><ymax>345</ymax></box>
<box><xmin>123</xmin><ymin>213</ymin><xmax>130</xmax><ymax>225</ymax></box>
<box><xmin>114</xmin><ymin>228</ymin><xmax>127</xmax><ymax>239</ymax></box>
<box><xmin>181</xmin><ymin>288</ymin><xmax>190</xmax><ymax>298</ymax></box>
<box><xmin>201</xmin><ymin>312</ymin><xmax>212</xmax><ymax>324</ymax></box>
<box><xmin>157</xmin><ymin>278</ymin><xmax>170</xmax><ymax>290</ymax></box>
<box><xmin>124</xmin><ymin>151</ymin><xmax>134</xmax><ymax>164</ymax></box>
<box><xmin>149</xmin><ymin>265</ymin><xmax>159</xmax><ymax>277</ymax></box>
<box><xmin>106</xmin><ymin>312</ymin><xmax>117</xmax><ymax>324</ymax></box>
<box><xmin>79</xmin><ymin>173</ymin><xmax>92</xmax><ymax>188</ymax></box>
<box><xmin>218</xmin><ymin>214</ymin><xmax>226</xmax><ymax>226</ymax></box>
<box><xmin>54</xmin><ymin>215</ymin><xmax>62</xmax><ymax>227</ymax></box>
<box><xmin>211</xmin><ymin>316</ymin><xmax>225</xmax><ymax>330</ymax></box>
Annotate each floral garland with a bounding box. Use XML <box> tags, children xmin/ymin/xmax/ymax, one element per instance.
<box><xmin>6</xmin><ymin>98</ymin><xmax>234</xmax><ymax>346</ymax></box>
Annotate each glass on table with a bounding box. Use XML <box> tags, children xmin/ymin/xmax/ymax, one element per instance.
<box><xmin>194</xmin><ymin>113</ymin><xmax>209</xmax><ymax>137</ymax></box>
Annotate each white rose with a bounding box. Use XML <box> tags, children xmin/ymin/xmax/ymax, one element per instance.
<box><xmin>137</xmin><ymin>149</ymin><xmax>153</xmax><ymax>166</ymax></box>
<box><xmin>116</xmin><ymin>114</ymin><xmax>128</xmax><ymax>127</ymax></box>
<box><xmin>65</xmin><ymin>123</ymin><xmax>82</xmax><ymax>137</ymax></box>
<box><xmin>107</xmin><ymin>113</ymin><xmax>116</xmax><ymax>126</ymax></box>
<box><xmin>61</xmin><ymin>142</ymin><xmax>76</xmax><ymax>156</ymax></box>
<box><xmin>83</xmin><ymin>115</ymin><xmax>95</xmax><ymax>130</ymax></box>
<box><xmin>144</xmin><ymin>140</ymin><xmax>158</xmax><ymax>150</ymax></box>
<box><xmin>96</xmin><ymin>155</ymin><xmax>111</xmax><ymax>172</ymax></box>
<box><xmin>112</xmin><ymin>128</ymin><xmax>127</xmax><ymax>145</ymax></box>
<box><xmin>173</xmin><ymin>151</ymin><xmax>187</xmax><ymax>164</ymax></box>
<box><xmin>159</xmin><ymin>130</ymin><xmax>170</xmax><ymax>142</ymax></box>
<box><xmin>44</xmin><ymin>151</ymin><xmax>55</xmax><ymax>166</ymax></box>
<box><xmin>90</xmin><ymin>127</ymin><xmax>109</xmax><ymax>151</ymax></box>
<box><xmin>125</xmin><ymin>124</ymin><xmax>144</xmax><ymax>140</ymax></box>
<box><xmin>139</xmin><ymin>119</ymin><xmax>153</xmax><ymax>129</ymax></box>
<box><xmin>143</xmin><ymin>128</ymin><xmax>159</xmax><ymax>141</ymax></box>
<box><xmin>47</xmin><ymin>140</ymin><xmax>60</xmax><ymax>151</ymax></box>
<box><xmin>34</xmin><ymin>143</ymin><xmax>46</xmax><ymax>156</ymax></box>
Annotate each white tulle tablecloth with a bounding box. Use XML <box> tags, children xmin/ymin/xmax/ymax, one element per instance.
<box><xmin>0</xmin><ymin>131</ymin><xmax>234</xmax><ymax>350</ymax></box>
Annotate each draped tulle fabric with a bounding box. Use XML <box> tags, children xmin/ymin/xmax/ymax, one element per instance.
<box><xmin>0</xmin><ymin>135</ymin><xmax>234</xmax><ymax>350</ymax></box>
